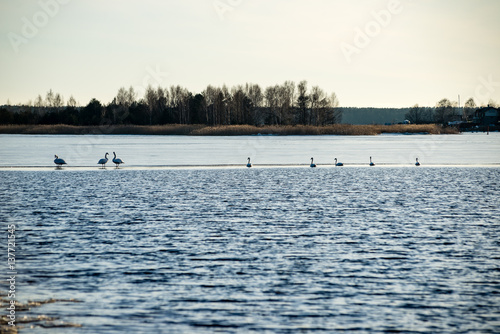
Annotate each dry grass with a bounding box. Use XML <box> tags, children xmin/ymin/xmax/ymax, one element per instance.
<box><xmin>190</xmin><ymin>124</ymin><xmax>458</xmax><ymax>135</ymax></box>
<box><xmin>0</xmin><ymin>124</ymin><xmax>459</xmax><ymax>135</ymax></box>
<box><xmin>0</xmin><ymin>124</ymin><xmax>204</xmax><ymax>135</ymax></box>
<box><xmin>105</xmin><ymin>124</ymin><xmax>204</xmax><ymax>135</ymax></box>
<box><xmin>0</xmin><ymin>124</ymin><xmax>88</xmax><ymax>134</ymax></box>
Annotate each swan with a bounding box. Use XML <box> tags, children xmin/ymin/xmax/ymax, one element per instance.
<box><xmin>97</xmin><ymin>152</ymin><xmax>109</xmax><ymax>168</ymax></box>
<box><xmin>335</xmin><ymin>158</ymin><xmax>343</xmax><ymax>166</ymax></box>
<box><xmin>310</xmin><ymin>157</ymin><xmax>316</xmax><ymax>168</ymax></box>
<box><xmin>415</xmin><ymin>158</ymin><xmax>420</xmax><ymax>166</ymax></box>
<box><xmin>54</xmin><ymin>155</ymin><xmax>66</xmax><ymax>166</ymax></box>
<box><xmin>246</xmin><ymin>157</ymin><xmax>252</xmax><ymax>168</ymax></box>
<box><xmin>113</xmin><ymin>152</ymin><xmax>124</xmax><ymax>167</ymax></box>
<box><xmin>369</xmin><ymin>156</ymin><xmax>375</xmax><ymax>166</ymax></box>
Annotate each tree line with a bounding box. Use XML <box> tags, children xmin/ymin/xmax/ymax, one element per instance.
<box><xmin>0</xmin><ymin>81</ymin><xmax>342</xmax><ymax>127</ymax></box>
<box><xmin>405</xmin><ymin>98</ymin><xmax>498</xmax><ymax>125</ymax></box>
<box><xmin>2</xmin><ymin>87</ymin><xmax>497</xmax><ymax>126</ymax></box>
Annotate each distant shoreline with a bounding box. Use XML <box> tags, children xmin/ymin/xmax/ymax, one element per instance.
<box><xmin>0</xmin><ymin>124</ymin><xmax>459</xmax><ymax>136</ymax></box>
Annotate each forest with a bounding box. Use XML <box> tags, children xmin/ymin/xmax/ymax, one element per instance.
<box><xmin>0</xmin><ymin>81</ymin><xmax>494</xmax><ymax>127</ymax></box>
<box><xmin>0</xmin><ymin>81</ymin><xmax>341</xmax><ymax>127</ymax></box>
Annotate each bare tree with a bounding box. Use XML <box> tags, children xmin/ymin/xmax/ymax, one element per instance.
<box><xmin>487</xmin><ymin>99</ymin><xmax>499</xmax><ymax>108</ymax></box>
<box><xmin>245</xmin><ymin>83</ymin><xmax>263</xmax><ymax>125</ymax></box>
<box><xmin>111</xmin><ymin>87</ymin><xmax>132</xmax><ymax>124</ymax></box>
<box><xmin>434</xmin><ymin>98</ymin><xmax>457</xmax><ymax>124</ymax></box>
<box><xmin>202</xmin><ymin>85</ymin><xmax>219</xmax><ymax>125</ymax></box>
<box><xmin>221</xmin><ymin>85</ymin><xmax>231</xmax><ymax>124</ymax></box>
<box><xmin>156</xmin><ymin>87</ymin><xmax>167</xmax><ymax>124</ymax></box>
<box><xmin>214</xmin><ymin>88</ymin><xmax>225</xmax><ymax>125</ymax></box>
<box><xmin>406</xmin><ymin>104</ymin><xmax>424</xmax><ymax>124</ymax></box>
<box><xmin>169</xmin><ymin>86</ymin><xmax>181</xmax><ymax>123</ymax></box>
<box><xmin>53</xmin><ymin>93</ymin><xmax>64</xmax><ymax>108</ymax></box>
<box><xmin>297</xmin><ymin>80</ymin><xmax>309</xmax><ymax>124</ymax></box>
<box><xmin>275</xmin><ymin>85</ymin><xmax>286</xmax><ymax>125</ymax></box>
<box><xmin>168</xmin><ymin>85</ymin><xmax>191</xmax><ymax>124</ymax></box>
<box><xmin>463</xmin><ymin>98</ymin><xmax>477</xmax><ymax>121</ymax></box>
<box><xmin>116</xmin><ymin>87</ymin><xmax>129</xmax><ymax>107</ymax></box>
<box><xmin>67</xmin><ymin>95</ymin><xmax>77</xmax><ymax>108</ymax></box>
<box><xmin>127</xmin><ymin>86</ymin><xmax>137</xmax><ymax>106</ymax></box>
<box><xmin>264</xmin><ymin>85</ymin><xmax>279</xmax><ymax>125</ymax></box>
<box><xmin>245</xmin><ymin>83</ymin><xmax>263</xmax><ymax>107</ymax></box>
<box><xmin>284</xmin><ymin>81</ymin><xmax>295</xmax><ymax>106</ymax></box>
<box><xmin>34</xmin><ymin>94</ymin><xmax>44</xmax><ymax>108</ymax></box>
<box><xmin>277</xmin><ymin>81</ymin><xmax>295</xmax><ymax>125</ymax></box>
<box><xmin>144</xmin><ymin>85</ymin><xmax>157</xmax><ymax>125</ymax></box>
<box><xmin>45</xmin><ymin>89</ymin><xmax>55</xmax><ymax>108</ymax></box>
<box><xmin>230</xmin><ymin>85</ymin><xmax>247</xmax><ymax>124</ymax></box>
<box><xmin>310</xmin><ymin>86</ymin><xmax>328</xmax><ymax>125</ymax></box>
<box><xmin>327</xmin><ymin>92</ymin><xmax>342</xmax><ymax>124</ymax></box>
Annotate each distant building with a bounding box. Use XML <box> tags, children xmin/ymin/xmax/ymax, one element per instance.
<box><xmin>472</xmin><ymin>107</ymin><xmax>500</xmax><ymax>125</ymax></box>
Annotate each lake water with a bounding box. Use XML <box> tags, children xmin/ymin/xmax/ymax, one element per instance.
<box><xmin>0</xmin><ymin>134</ymin><xmax>499</xmax><ymax>333</ymax></box>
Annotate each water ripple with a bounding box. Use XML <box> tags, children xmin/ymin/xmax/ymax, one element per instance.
<box><xmin>0</xmin><ymin>167</ymin><xmax>499</xmax><ymax>333</ymax></box>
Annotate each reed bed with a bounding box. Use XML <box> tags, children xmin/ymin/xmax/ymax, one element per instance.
<box><xmin>0</xmin><ymin>124</ymin><xmax>204</xmax><ymax>135</ymax></box>
<box><xmin>0</xmin><ymin>124</ymin><xmax>458</xmax><ymax>135</ymax></box>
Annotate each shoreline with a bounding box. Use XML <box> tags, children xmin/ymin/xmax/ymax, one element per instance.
<box><xmin>0</xmin><ymin>124</ymin><xmax>459</xmax><ymax>136</ymax></box>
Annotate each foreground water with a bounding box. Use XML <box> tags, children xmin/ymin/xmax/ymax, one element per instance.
<box><xmin>1</xmin><ymin>167</ymin><xmax>499</xmax><ymax>333</ymax></box>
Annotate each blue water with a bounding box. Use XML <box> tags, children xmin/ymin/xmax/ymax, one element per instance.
<box><xmin>1</xmin><ymin>167</ymin><xmax>499</xmax><ymax>333</ymax></box>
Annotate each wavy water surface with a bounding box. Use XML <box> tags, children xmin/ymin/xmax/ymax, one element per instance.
<box><xmin>0</xmin><ymin>167</ymin><xmax>499</xmax><ymax>333</ymax></box>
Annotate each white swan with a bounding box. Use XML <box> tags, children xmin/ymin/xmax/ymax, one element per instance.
<box><xmin>246</xmin><ymin>157</ymin><xmax>252</xmax><ymax>168</ymax></box>
<box><xmin>415</xmin><ymin>158</ymin><xmax>420</xmax><ymax>166</ymax></box>
<box><xmin>335</xmin><ymin>158</ymin><xmax>343</xmax><ymax>166</ymax></box>
<box><xmin>310</xmin><ymin>157</ymin><xmax>316</xmax><ymax>168</ymax></box>
<box><xmin>113</xmin><ymin>152</ymin><xmax>124</xmax><ymax>167</ymax></box>
<box><xmin>54</xmin><ymin>155</ymin><xmax>66</xmax><ymax>166</ymax></box>
<box><xmin>369</xmin><ymin>156</ymin><xmax>375</xmax><ymax>166</ymax></box>
<box><xmin>97</xmin><ymin>152</ymin><xmax>109</xmax><ymax>168</ymax></box>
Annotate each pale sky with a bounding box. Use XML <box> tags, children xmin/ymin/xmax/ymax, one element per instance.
<box><xmin>1</xmin><ymin>0</ymin><xmax>499</xmax><ymax>108</ymax></box>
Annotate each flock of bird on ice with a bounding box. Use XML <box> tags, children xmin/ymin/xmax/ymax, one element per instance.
<box><xmin>53</xmin><ymin>152</ymin><xmax>124</xmax><ymax>168</ymax></box>
<box><xmin>53</xmin><ymin>154</ymin><xmax>422</xmax><ymax>168</ymax></box>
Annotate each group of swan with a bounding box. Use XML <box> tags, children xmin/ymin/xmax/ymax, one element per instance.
<box><xmin>310</xmin><ymin>157</ymin><xmax>345</xmax><ymax>168</ymax></box>
<box><xmin>248</xmin><ymin>157</ymin><xmax>421</xmax><ymax>168</ymax></box>
<box><xmin>53</xmin><ymin>152</ymin><xmax>124</xmax><ymax>167</ymax></box>
<box><xmin>54</xmin><ymin>154</ymin><xmax>421</xmax><ymax>168</ymax></box>
<box><xmin>308</xmin><ymin>157</ymin><xmax>421</xmax><ymax>167</ymax></box>
<box><xmin>97</xmin><ymin>152</ymin><xmax>124</xmax><ymax>168</ymax></box>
